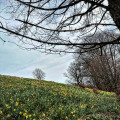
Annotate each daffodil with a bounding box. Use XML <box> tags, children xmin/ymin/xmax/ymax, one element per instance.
<box><xmin>26</xmin><ymin>115</ymin><xmax>28</xmax><ymax>119</ymax></box>
<box><xmin>15</xmin><ymin>102</ymin><xmax>19</xmax><ymax>106</ymax></box>
<box><xmin>19</xmin><ymin>112</ymin><xmax>22</xmax><ymax>115</ymax></box>
<box><xmin>73</xmin><ymin>114</ymin><xmax>75</xmax><ymax>117</ymax></box>
<box><xmin>65</xmin><ymin>116</ymin><xmax>68</xmax><ymax>119</ymax></box>
<box><xmin>6</xmin><ymin>104</ymin><xmax>8</xmax><ymax>107</ymax></box>
<box><xmin>0</xmin><ymin>111</ymin><xmax>3</xmax><ymax>114</ymax></box>
<box><xmin>6</xmin><ymin>104</ymin><xmax>10</xmax><ymax>109</ymax></box>
<box><xmin>23</xmin><ymin>113</ymin><xmax>27</xmax><ymax>116</ymax></box>
<box><xmin>43</xmin><ymin>113</ymin><xmax>45</xmax><ymax>117</ymax></box>
<box><xmin>24</xmin><ymin>109</ymin><xmax>28</xmax><ymax>113</ymax></box>
<box><xmin>91</xmin><ymin>105</ymin><xmax>94</xmax><ymax>109</ymax></box>
<box><xmin>7</xmin><ymin>114</ymin><xmax>10</xmax><ymax>118</ymax></box>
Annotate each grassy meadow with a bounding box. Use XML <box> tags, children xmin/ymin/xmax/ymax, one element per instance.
<box><xmin>0</xmin><ymin>74</ymin><xmax>120</xmax><ymax>120</ymax></box>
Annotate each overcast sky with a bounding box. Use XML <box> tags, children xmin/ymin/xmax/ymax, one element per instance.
<box><xmin>0</xmin><ymin>0</ymin><xmax>112</xmax><ymax>84</ymax></box>
<box><xmin>0</xmin><ymin>0</ymin><xmax>75</xmax><ymax>84</ymax></box>
<box><xmin>0</xmin><ymin>33</ymin><xmax>73</xmax><ymax>83</ymax></box>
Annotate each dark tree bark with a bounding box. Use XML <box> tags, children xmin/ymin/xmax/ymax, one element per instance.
<box><xmin>108</xmin><ymin>0</ymin><xmax>120</xmax><ymax>30</ymax></box>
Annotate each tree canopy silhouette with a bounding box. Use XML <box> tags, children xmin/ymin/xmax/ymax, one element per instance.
<box><xmin>0</xmin><ymin>0</ymin><xmax>120</xmax><ymax>54</ymax></box>
<box><xmin>33</xmin><ymin>68</ymin><xmax>46</xmax><ymax>80</ymax></box>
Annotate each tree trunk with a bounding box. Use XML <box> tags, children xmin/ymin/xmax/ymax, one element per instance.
<box><xmin>108</xmin><ymin>0</ymin><xmax>120</xmax><ymax>30</ymax></box>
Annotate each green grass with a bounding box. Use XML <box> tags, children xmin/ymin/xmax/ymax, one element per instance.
<box><xmin>0</xmin><ymin>74</ymin><xmax>120</xmax><ymax>120</ymax></box>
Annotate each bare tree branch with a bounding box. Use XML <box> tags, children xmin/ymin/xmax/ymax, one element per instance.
<box><xmin>0</xmin><ymin>0</ymin><xmax>120</xmax><ymax>54</ymax></box>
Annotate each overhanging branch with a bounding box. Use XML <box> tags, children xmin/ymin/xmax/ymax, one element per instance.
<box><xmin>0</xmin><ymin>25</ymin><xmax>120</xmax><ymax>47</ymax></box>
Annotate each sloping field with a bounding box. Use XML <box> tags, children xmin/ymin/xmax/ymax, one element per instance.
<box><xmin>0</xmin><ymin>75</ymin><xmax>120</xmax><ymax>120</ymax></box>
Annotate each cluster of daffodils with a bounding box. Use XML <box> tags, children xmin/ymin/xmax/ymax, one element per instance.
<box><xmin>0</xmin><ymin>75</ymin><xmax>120</xmax><ymax>120</ymax></box>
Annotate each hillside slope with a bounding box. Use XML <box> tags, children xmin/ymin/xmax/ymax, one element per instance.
<box><xmin>0</xmin><ymin>75</ymin><xmax>120</xmax><ymax>120</ymax></box>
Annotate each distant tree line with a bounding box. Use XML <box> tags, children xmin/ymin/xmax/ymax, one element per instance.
<box><xmin>65</xmin><ymin>31</ymin><xmax>120</xmax><ymax>92</ymax></box>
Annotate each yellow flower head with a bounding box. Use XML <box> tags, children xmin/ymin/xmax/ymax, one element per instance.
<box><xmin>0</xmin><ymin>111</ymin><xmax>3</xmax><ymax>114</ymax></box>
<box><xmin>23</xmin><ymin>113</ymin><xmax>27</xmax><ymax>116</ymax></box>
<box><xmin>19</xmin><ymin>112</ymin><xmax>22</xmax><ymax>115</ymax></box>
<box><xmin>71</xmin><ymin>111</ymin><xmax>73</xmax><ymax>114</ymax></box>
<box><xmin>6</xmin><ymin>104</ymin><xmax>10</xmax><ymax>109</ymax></box>
<box><xmin>43</xmin><ymin>113</ymin><xmax>45</xmax><ymax>117</ymax></box>
<box><xmin>73</xmin><ymin>114</ymin><xmax>75</xmax><ymax>117</ymax></box>
<box><xmin>91</xmin><ymin>105</ymin><xmax>94</xmax><ymax>109</ymax></box>
<box><xmin>6</xmin><ymin>104</ymin><xmax>8</xmax><ymax>107</ymax></box>
<box><xmin>65</xmin><ymin>116</ymin><xmax>68</xmax><ymax>119</ymax></box>
<box><xmin>26</xmin><ymin>115</ymin><xmax>28</xmax><ymax>119</ymax></box>
<box><xmin>15</xmin><ymin>102</ymin><xmax>19</xmax><ymax>106</ymax></box>
<box><xmin>81</xmin><ymin>105</ymin><xmax>83</xmax><ymax>108</ymax></box>
<box><xmin>59</xmin><ymin>107</ymin><xmax>62</xmax><ymax>110</ymax></box>
<box><xmin>7</xmin><ymin>114</ymin><xmax>10</xmax><ymax>118</ymax></box>
<box><xmin>24</xmin><ymin>109</ymin><xmax>28</xmax><ymax>113</ymax></box>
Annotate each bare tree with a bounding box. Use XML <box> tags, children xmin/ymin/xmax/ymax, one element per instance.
<box><xmin>33</xmin><ymin>68</ymin><xmax>46</xmax><ymax>80</ymax></box>
<box><xmin>88</xmin><ymin>47</ymin><xmax>120</xmax><ymax>92</ymax></box>
<box><xmin>64</xmin><ymin>60</ymin><xmax>85</xmax><ymax>85</ymax></box>
<box><xmin>0</xmin><ymin>0</ymin><xmax>120</xmax><ymax>54</ymax></box>
<box><xmin>89</xmin><ymin>55</ymin><xmax>120</xmax><ymax>92</ymax></box>
<box><xmin>75</xmin><ymin>31</ymin><xmax>120</xmax><ymax>92</ymax></box>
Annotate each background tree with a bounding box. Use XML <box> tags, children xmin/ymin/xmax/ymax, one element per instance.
<box><xmin>80</xmin><ymin>31</ymin><xmax>120</xmax><ymax>91</ymax></box>
<box><xmin>67</xmin><ymin>31</ymin><xmax>120</xmax><ymax>92</ymax></box>
<box><xmin>0</xmin><ymin>0</ymin><xmax>120</xmax><ymax>54</ymax></box>
<box><xmin>64</xmin><ymin>59</ymin><xmax>87</xmax><ymax>85</ymax></box>
<box><xmin>88</xmin><ymin>50</ymin><xmax>120</xmax><ymax>92</ymax></box>
<box><xmin>33</xmin><ymin>68</ymin><xmax>46</xmax><ymax>80</ymax></box>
